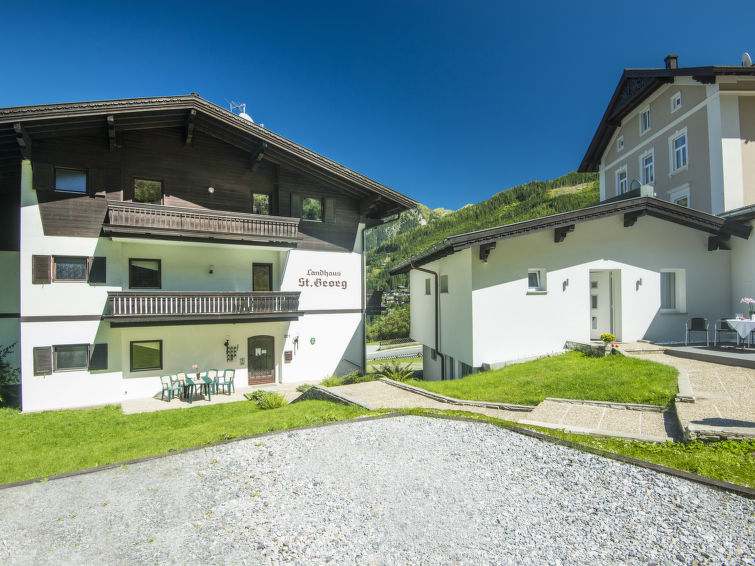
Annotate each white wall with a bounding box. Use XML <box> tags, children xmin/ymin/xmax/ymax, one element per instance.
<box><xmin>730</xmin><ymin>220</ymin><xmax>755</xmax><ymax>315</ymax></box>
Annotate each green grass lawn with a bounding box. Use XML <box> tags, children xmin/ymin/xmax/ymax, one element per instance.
<box><xmin>0</xmin><ymin>400</ymin><xmax>371</xmax><ymax>485</ymax></box>
<box><xmin>406</xmin><ymin>351</ymin><xmax>678</xmax><ymax>406</ymax></box>
<box><xmin>402</xmin><ymin>408</ymin><xmax>755</xmax><ymax>488</ymax></box>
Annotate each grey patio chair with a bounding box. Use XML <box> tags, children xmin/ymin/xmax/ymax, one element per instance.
<box><xmin>714</xmin><ymin>319</ymin><xmax>738</xmax><ymax>347</ymax></box>
<box><xmin>160</xmin><ymin>374</ymin><xmax>181</xmax><ymax>401</ymax></box>
<box><xmin>685</xmin><ymin>317</ymin><xmax>709</xmax><ymax>346</ymax></box>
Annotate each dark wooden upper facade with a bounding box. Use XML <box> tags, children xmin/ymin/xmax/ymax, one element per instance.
<box><xmin>0</xmin><ymin>95</ymin><xmax>416</xmax><ymax>251</ymax></box>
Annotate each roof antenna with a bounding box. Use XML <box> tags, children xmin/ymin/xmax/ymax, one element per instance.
<box><xmin>229</xmin><ymin>101</ymin><xmax>254</xmax><ymax>123</ymax></box>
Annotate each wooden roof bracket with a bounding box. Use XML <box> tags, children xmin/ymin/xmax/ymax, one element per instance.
<box><xmin>479</xmin><ymin>242</ymin><xmax>496</xmax><ymax>262</ymax></box>
<box><xmin>554</xmin><ymin>224</ymin><xmax>574</xmax><ymax>243</ymax></box>
<box><xmin>708</xmin><ymin>232</ymin><xmax>731</xmax><ymax>251</ymax></box>
<box><xmin>107</xmin><ymin>115</ymin><xmax>117</xmax><ymax>151</ymax></box>
<box><xmin>185</xmin><ymin>109</ymin><xmax>196</xmax><ymax>145</ymax></box>
<box><xmin>13</xmin><ymin>122</ymin><xmax>31</xmax><ymax>160</ymax></box>
<box><xmin>623</xmin><ymin>210</ymin><xmax>645</xmax><ymax>227</ymax></box>
<box><xmin>251</xmin><ymin>141</ymin><xmax>267</xmax><ymax>172</ymax></box>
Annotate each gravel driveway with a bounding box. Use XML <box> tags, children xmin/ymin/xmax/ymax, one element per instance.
<box><xmin>0</xmin><ymin>415</ymin><xmax>752</xmax><ymax>565</ymax></box>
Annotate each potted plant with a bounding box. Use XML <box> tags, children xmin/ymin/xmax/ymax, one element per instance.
<box><xmin>599</xmin><ymin>333</ymin><xmax>616</xmax><ymax>356</ymax></box>
<box><xmin>741</xmin><ymin>297</ymin><xmax>755</xmax><ymax>320</ymax></box>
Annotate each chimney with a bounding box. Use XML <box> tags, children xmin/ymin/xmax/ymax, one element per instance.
<box><xmin>664</xmin><ymin>54</ymin><xmax>679</xmax><ymax>70</ymax></box>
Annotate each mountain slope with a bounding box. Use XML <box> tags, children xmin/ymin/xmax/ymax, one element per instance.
<box><xmin>366</xmin><ymin>171</ymin><xmax>599</xmax><ymax>291</ymax></box>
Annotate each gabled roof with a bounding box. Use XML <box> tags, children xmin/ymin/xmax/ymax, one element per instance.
<box><xmin>0</xmin><ymin>94</ymin><xmax>416</xmax><ymax>216</ymax></box>
<box><xmin>389</xmin><ymin>197</ymin><xmax>752</xmax><ymax>275</ymax></box>
<box><xmin>578</xmin><ymin>65</ymin><xmax>755</xmax><ymax>172</ymax></box>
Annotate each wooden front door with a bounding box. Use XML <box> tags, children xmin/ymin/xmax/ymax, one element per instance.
<box><xmin>248</xmin><ymin>335</ymin><xmax>275</xmax><ymax>385</ymax></box>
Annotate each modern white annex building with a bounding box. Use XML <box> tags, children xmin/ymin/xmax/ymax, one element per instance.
<box><xmin>391</xmin><ymin>55</ymin><xmax>755</xmax><ymax>380</ymax></box>
<box><xmin>0</xmin><ymin>95</ymin><xmax>415</xmax><ymax>411</ymax></box>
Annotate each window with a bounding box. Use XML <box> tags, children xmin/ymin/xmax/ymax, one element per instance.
<box><xmin>253</xmin><ymin>193</ymin><xmax>270</xmax><ymax>215</ymax></box>
<box><xmin>670</xmin><ymin>130</ymin><xmax>688</xmax><ymax>173</ymax></box>
<box><xmin>670</xmin><ymin>92</ymin><xmax>682</xmax><ymax>113</ymax></box>
<box><xmin>129</xmin><ymin>259</ymin><xmax>161</xmax><ymax>289</ymax></box>
<box><xmin>640</xmin><ymin>150</ymin><xmax>654</xmax><ymax>184</ymax></box>
<box><xmin>670</xmin><ymin>187</ymin><xmax>690</xmax><ymax>208</ymax></box>
<box><xmin>440</xmin><ymin>275</ymin><xmax>449</xmax><ymax>293</ymax></box>
<box><xmin>253</xmin><ymin>263</ymin><xmax>272</xmax><ymax>291</ymax></box>
<box><xmin>616</xmin><ymin>166</ymin><xmax>628</xmax><ymax>194</ymax></box>
<box><xmin>527</xmin><ymin>268</ymin><xmax>546</xmax><ymax>292</ymax></box>
<box><xmin>591</xmin><ymin>295</ymin><xmax>598</xmax><ymax>309</ymax></box>
<box><xmin>640</xmin><ymin>107</ymin><xmax>651</xmax><ymax>135</ymax></box>
<box><xmin>130</xmin><ymin>340</ymin><xmax>163</xmax><ymax>371</ymax></box>
<box><xmin>660</xmin><ymin>269</ymin><xmax>686</xmax><ymax>312</ymax></box>
<box><xmin>55</xmin><ymin>168</ymin><xmax>87</xmax><ymax>193</ymax></box>
<box><xmin>134</xmin><ymin>179</ymin><xmax>163</xmax><ymax>204</ymax></box>
<box><xmin>53</xmin><ymin>256</ymin><xmax>88</xmax><ymax>281</ymax></box>
<box><xmin>616</xmin><ymin>136</ymin><xmax>624</xmax><ymax>151</ymax></box>
<box><xmin>302</xmin><ymin>197</ymin><xmax>323</xmax><ymax>221</ymax></box>
<box><xmin>424</xmin><ymin>278</ymin><xmax>431</xmax><ymax>295</ymax></box>
<box><xmin>53</xmin><ymin>344</ymin><xmax>89</xmax><ymax>371</ymax></box>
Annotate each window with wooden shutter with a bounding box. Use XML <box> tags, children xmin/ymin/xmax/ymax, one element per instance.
<box><xmin>88</xmin><ymin>343</ymin><xmax>108</xmax><ymax>371</ymax></box>
<box><xmin>32</xmin><ymin>162</ymin><xmax>54</xmax><ymax>192</ymax></box>
<box><xmin>33</xmin><ymin>346</ymin><xmax>52</xmax><ymax>375</ymax></box>
<box><xmin>32</xmin><ymin>255</ymin><xmax>51</xmax><ymax>284</ymax></box>
<box><xmin>324</xmin><ymin>198</ymin><xmax>336</xmax><ymax>223</ymax></box>
<box><xmin>88</xmin><ymin>257</ymin><xmax>107</xmax><ymax>284</ymax></box>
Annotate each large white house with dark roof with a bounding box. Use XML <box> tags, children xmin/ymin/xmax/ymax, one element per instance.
<box><xmin>0</xmin><ymin>94</ymin><xmax>415</xmax><ymax>411</ymax></box>
<box><xmin>392</xmin><ymin>55</ymin><xmax>755</xmax><ymax>380</ymax></box>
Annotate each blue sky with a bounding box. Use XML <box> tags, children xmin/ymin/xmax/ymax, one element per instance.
<box><xmin>2</xmin><ymin>1</ymin><xmax>755</xmax><ymax>209</ymax></box>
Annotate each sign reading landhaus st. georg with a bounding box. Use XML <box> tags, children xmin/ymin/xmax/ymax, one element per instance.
<box><xmin>281</xmin><ymin>250</ymin><xmax>360</xmax><ymax>311</ymax></box>
<box><xmin>298</xmin><ymin>269</ymin><xmax>348</xmax><ymax>290</ymax></box>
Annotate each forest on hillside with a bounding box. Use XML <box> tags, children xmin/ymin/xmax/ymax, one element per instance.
<box><xmin>365</xmin><ymin>171</ymin><xmax>600</xmax><ymax>291</ymax></box>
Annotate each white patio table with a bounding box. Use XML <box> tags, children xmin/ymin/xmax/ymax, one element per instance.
<box><xmin>725</xmin><ymin>319</ymin><xmax>755</xmax><ymax>345</ymax></box>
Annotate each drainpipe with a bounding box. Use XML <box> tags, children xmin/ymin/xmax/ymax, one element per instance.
<box><xmin>410</xmin><ymin>263</ymin><xmax>445</xmax><ymax>380</ymax></box>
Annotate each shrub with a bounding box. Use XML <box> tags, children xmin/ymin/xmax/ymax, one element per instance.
<box><xmin>319</xmin><ymin>371</ymin><xmax>377</xmax><ymax>388</ymax></box>
<box><xmin>0</xmin><ymin>343</ymin><xmax>20</xmax><ymax>407</ymax></box>
<box><xmin>296</xmin><ymin>384</ymin><xmax>313</xmax><ymax>393</ymax></box>
<box><xmin>248</xmin><ymin>390</ymin><xmax>288</xmax><ymax>409</ymax></box>
<box><xmin>599</xmin><ymin>333</ymin><xmax>616</xmax><ymax>344</ymax></box>
<box><xmin>373</xmin><ymin>361</ymin><xmax>414</xmax><ymax>382</ymax></box>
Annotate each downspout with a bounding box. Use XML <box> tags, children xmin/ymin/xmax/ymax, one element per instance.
<box><xmin>410</xmin><ymin>263</ymin><xmax>445</xmax><ymax>380</ymax></box>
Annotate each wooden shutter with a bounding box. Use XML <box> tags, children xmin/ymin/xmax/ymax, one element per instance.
<box><xmin>88</xmin><ymin>343</ymin><xmax>108</xmax><ymax>371</ymax></box>
<box><xmin>88</xmin><ymin>256</ymin><xmax>107</xmax><ymax>284</ymax></box>
<box><xmin>89</xmin><ymin>168</ymin><xmax>105</xmax><ymax>195</ymax></box>
<box><xmin>32</xmin><ymin>162</ymin><xmax>54</xmax><ymax>192</ymax></box>
<box><xmin>291</xmin><ymin>193</ymin><xmax>301</xmax><ymax>217</ymax></box>
<box><xmin>32</xmin><ymin>255</ymin><xmax>51</xmax><ymax>284</ymax></box>
<box><xmin>324</xmin><ymin>197</ymin><xmax>336</xmax><ymax>223</ymax></box>
<box><xmin>33</xmin><ymin>346</ymin><xmax>52</xmax><ymax>375</ymax></box>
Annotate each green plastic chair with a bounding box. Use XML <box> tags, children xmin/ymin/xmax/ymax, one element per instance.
<box><xmin>175</xmin><ymin>371</ymin><xmax>192</xmax><ymax>402</ymax></box>
<box><xmin>206</xmin><ymin>369</ymin><xmax>219</xmax><ymax>395</ymax></box>
<box><xmin>160</xmin><ymin>375</ymin><xmax>181</xmax><ymax>401</ymax></box>
<box><xmin>216</xmin><ymin>369</ymin><xmax>235</xmax><ymax>395</ymax></box>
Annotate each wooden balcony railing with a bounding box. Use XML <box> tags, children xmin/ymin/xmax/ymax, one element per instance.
<box><xmin>106</xmin><ymin>291</ymin><xmax>301</xmax><ymax>320</ymax></box>
<box><xmin>104</xmin><ymin>201</ymin><xmax>300</xmax><ymax>244</ymax></box>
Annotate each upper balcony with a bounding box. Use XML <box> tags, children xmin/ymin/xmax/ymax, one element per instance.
<box><xmin>103</xmin><ymin>201</ymin><xmax>301</xmax><ymax>246</ymax></box>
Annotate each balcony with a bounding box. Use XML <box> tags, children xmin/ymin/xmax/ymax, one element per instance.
<box><xmin>105</xmin><ymin>291</ymin><xmax>302</xmax><ymax>326</ymax></box>
<box><xmin>103</xmin><ymin>201</ymin><xmax>301</xmax><ymax>245</ymax></box>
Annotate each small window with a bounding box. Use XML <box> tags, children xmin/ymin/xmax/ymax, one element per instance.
<box><xmin>591</xmin><ymin>295</ymin><xmax>598</xmax><ymax>309</ymax></box>
<box><xmin>55</xmin><ymin>168</ymin><xmax>87</xmax><ymax>193</ymax></box>
<box><xmin>591</xmin><ymin>316</ymin><xmax>597</xmax><ymax>330</ymax></box>
<box><xmin>130</xmin><ymin>340</ymin><xmax>163</xmax><ymax>372</ymax></box>
<box><xmin>616</xmin><ymin>136</ymin><xmax>624</xmax><ymax>151</ymax></box>
<box><xmin>253</xmin><ymin>193</ymin><xmax>270</xmax><ymax>215</ymax></box>
<box><xmin>440</xmin><ymin>275</ymin><xmax>449</xmax><ymax>293</ymax></box>
<box><xmin>302</xmin><ymin>197</ymin><xmax>323</xmax><ymax>221</ymax></box>
<box><xmin>134</xmin><ymin>179</ymin><xmax>163</xmax><ymax>204</ymax></box>
<box><xmin>641</xmin><ymin>151</ymin><xmax>654</xmax><ymax>185</ymax></box>
<box><xmin>670</xmin><ymin>188</ymin><xmax>690</xmax><ymax>208</ymax></box>
<box><xmin>670</xmin><ymin>131</ymin><xmax>688</xmax><ymax>172</ymax></box>
<box><xmin>527</xmin><ymin>269</ymin><xmax>546</xmax><ymax>292</ymax></box>
<box><xmin>129</xmin><ymin>259</ymin><xmax>161</xmax><ymax>289</ymax></box>
<box><xmin>253</xmin><ymin>263</ymin><xmax>272</xmax><ymax>291</ymax></box>
<box><xmin>671</xmin><ymin>92</ymin><xmax>682</xmax><ymax>113</ymax></box>
<box><xmin>53</xmin><ymin>256</ymin><xmax>88</xmax><ymax>281</ymax></box>
<box><xmin>616</xmin><ymin>167</ymin><xmax>628</xmax><ymax>194</ymax></box>
<box><xmin>424</xmin><ymin>278</ymin><xmax>431</xmax><ymax>295</ymax></box>
<box><xmin>660</xmin><ymin>272</ymin><xmax>676</xmax><ymax>310</ymax></box>
<box><xmin>54</xmin><ymin>344</ymin><xmax>89</xmax><ymax>371</ymax></box>
<box><xmin>590</xmin><ymin>281</ymin><xmax>598</xmax><ymax>289</ymax></box>
<box><xmin>640</xmin><ymin>107</ymin><xmax>651</xmax><ymax>135</ymax></box>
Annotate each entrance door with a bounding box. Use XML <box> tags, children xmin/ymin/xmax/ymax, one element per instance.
<box><xmin>248</xmin><ymin>335</ymin><xmax>275</xmax><ymax>385</ymax></box>
<box><xmin>590</xmin><ymin>272</ymin><xmax>612</xmax><ymax>340</ymax></box>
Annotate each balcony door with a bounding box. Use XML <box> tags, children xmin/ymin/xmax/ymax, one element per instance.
<box><xmin>253</xmin><ymin>263</ymin><xmax>272</xmax><ymax>291</ymax></box>
<box><xmin>248</xmin><ymin>335</ymin><xmax>275</xmax><ymax>385</ymax></box>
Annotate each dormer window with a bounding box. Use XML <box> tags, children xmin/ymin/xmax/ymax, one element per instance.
<box><xmin>616</xmin><ymin>136</ymin><xmax>624</xmax><ymax>151</ymax></box>
<box><xmin>640</xmin><ymin>107</ymin><xmax>651</xmax><ymax>135</ymax></box>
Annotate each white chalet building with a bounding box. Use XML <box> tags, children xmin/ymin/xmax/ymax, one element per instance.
<box><xmin>392</xmin><ymin>55</ymin><xmax>755</xmax><ymax>380</ymax></box>
<box><xmin>0</xmin><ymin>95</ymin><xmax>415</xmax><ymax>411</ymax></box>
